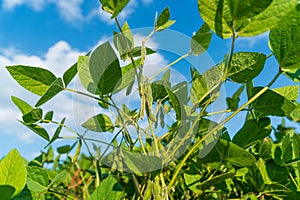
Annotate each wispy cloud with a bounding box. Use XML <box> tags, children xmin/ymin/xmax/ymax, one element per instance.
<box><xmin>1</xmin><ymin>0</ymin><xmax>150</xmax><ymax>26</ymax></box>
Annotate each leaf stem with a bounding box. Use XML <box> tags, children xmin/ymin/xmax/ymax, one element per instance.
<box><xmin>167</xmin><ymin>69</ymin><xmax>282</xmax><ymax>191</ymax></box>
<box><xmin>148</xmin><ymin>53</ymin><xmax>191</xmax><ymax>81</ymax></box>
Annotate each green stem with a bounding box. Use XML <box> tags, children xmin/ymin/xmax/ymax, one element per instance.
<box><xmin>148</xmin><ymin>53</ymin><xmax>191</xmax><ymax>81</ymax></box>
<box><xmin>167</xmin><ymin>70</ymin><xmax>281</xmax><ymax>191</ymax></box>
<box><xmin>64</xmin><ymin>88</ymin><xmax>115</xmax><ymax>108</ymax></box>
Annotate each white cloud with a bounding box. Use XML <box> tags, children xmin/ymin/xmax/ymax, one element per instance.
<box><xmin>1</xmin><ymin>0</ymin><xmax>148</xmax><ymax>26</ymax></box>
<box><xmin>48</xmin><ymin>0</ymin><xmax>84</xmax><ymax>24</ymax></box>
<box><xmin>2</xmin><ymin>0</ymin><xmax>46</xmax><ymax>11</ymax></box>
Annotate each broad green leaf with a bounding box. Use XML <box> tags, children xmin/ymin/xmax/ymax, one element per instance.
<box><xmin>21</xmin><ymin>122</ymin><xmax>49</xmax><ymax>141</ymax></box>
<box><xmin>282</xmin><ymin>134</ymin><xmax>293</xmax><ymax>164</ymax></box>
<box><xmin>82</xmin><ymin>114</ymin><xmax>114</xmax><ymax>132</ymax></box>
<box><xmin>130</xmin><ymin>46</ymin><xmax>156</xmax><ymax>57</ymax></box>
<box><xmin>6</xmin><ymin>65</ymin><xmax>57</xmax><ymax>96</ymax></box>
<box><xmin>77</xmin><ymin>56</ymin><xmax>99</xmax><ymax>94</ymax></box>
<box><xmin>0</xmin><ymin>185</ymin><xmax>15</xmax><ymax>200</ymax></box>
<box><xmin>35</xmin><ymin>78</ymin><xmax>64</xmax><ymax>107</ymax></box>
<box><xmin>122</xmin><ymin>21</ymin><xmax>134</xmax><ymax>48</ymax></box>
<box><xmin>197</xmin><ymin>169</ymin><xmax>235</xmax><ymax>189</ymax></box>
<box><xmin>57</xmin><ymin>145</ymin><xmax>72</xmax><ymax>154</ymax></box>
<box><xmin>44</xmin><ymin>118</ymin><xmax>66</xmax><ymax>148</ymax></box>
<box><xmin>199</xmin><ymin>139</ymin><xmax>256</xmax><ymax>167</ymax></box>
<box><xmin>11</xmin><ymin>96</ymin><xmax>33</xmax><ymax>115</ymax></box>
<box><xmin>113</xmin><ymin>59</ymin><xmax>141</xmax><ymax>93</ymax></box>
<box><xmin>48</xmin><ymin>171</ymin><xmax>67</xmax><ymax>188</ymax></box>
<box><xmin>266</xmin><ymin>160</ymin><xmax>288</xmax><ymax>183</ymax></box>
<box><xmin>151</xmin><ymin>81</ymin><xmax>168</xmax><ymax>102</ymax></box>
<box><xmin>272</xmin><ymin>85</ymin><xmax>299</xmax><ymax>101</ymax></box>
<box><xmin>26</xmin><ymin>166</ymin><xmax>49</xmax><ymax>194</ymax></box>
<box><xmin>90</xmin><ymin>42</ymin><xmax>122</xmax><ymax>95</ymax></box>
<box><xmin>43</xmin><ymin>111</ymin><xmax>54</xmax><ymax>121</ymax></box>
<box><xmin>270</xmin><ymin>7</ymin><xmax>300</xmax><ymax>79</ymax></box>
<box><xmin>197</xmin><ymin>0</ymin><xmax>233</xmax><ymax>38</ymax></box>
<box><xmin>155</xmin><ymin>7</ymin><xmax>175</xmax><ymax>31</ymax></box>
<box><xmin>122</xmin><ymin>151</ymin><xmax>163</xmax><ymax>173</ymax></box>
<box><xmin>228</xmin><ymin>0</ymin><xmax>272</xmax><ymax>20</ymax></box>
<box><xmin>191</xmin><ymin>23</ymin><xmax>212</xmax><ymax>56</ymax></box>
<box><xmin>226</xmin><ymin>85</ymin><xmax>244</xmax><ymax>110</ymax></box>
<box><xmin>228</xmin><ymin>52</ymin><xmax>266</xmax><ymax>83</ymax></box>
<box><xmin>14</xmin><ymin>186</ymin><xmax>35</xmax><ymax>200</ymax></box>
<box><xmin>88</xmin><ymin>176</ymin><xmax>125</xmax><ymax>200</ymax></box>
<box><xmin>238</xmin><ymin>0</ymin><xmax>299</xmax><ymax>36</ymax></box>
<box><xmin>183</xmin><ymin>161</ymin><xmax>202</xmax><ymax>193</ymax></box>
<box><xmin>166</xmin><ymin>87</ymin><xmax>182</xmax><ymax>120</ymax></box>
<box><xmin>263</xmin><ymin>183</ymin><xmax>293</xmax><ymax>199</ymax></box>
<box><xmin>0</xmin><ymin>149</ymin><xmax>26</xmax><ymax>198</ymax></box>
<box><xmin>22</xmin><ymin>108</ymin><xmax>43</xmax><ymax>124</ymax></box>
<box><xmin>232</xmin><ymin>117</ymin><xmax>271</xmax><ymax>148</ymax></box>
<box><xmin>190</xmin><ymin>65</ymin><xmax>223</xmax><ymax>107</ymax></box>
<box><xmin>290</xmin><ymin>103</ymin><xmax>300</xmax><ymax>122</ymax></box>
<box><xmin>62</xmin><ymin>62</ymin><xmax>77</xmax><ymax>87</ymax></box>
<box><xmin>252</xmin><ymin>87</ymin><xmax>296</xmax><ymax>116</ymax></box>
<box><xmin>99</xmin><ymin>0</ymin><xmax>130</xmax><ymax>18</ymax></box>
<box><xmin>113</xmin><ymin>31</ymin><xmax>131</xmax><ymax>59</ymax></box>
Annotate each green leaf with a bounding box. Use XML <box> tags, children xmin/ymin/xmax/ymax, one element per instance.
<box><xmin>228</xmin><ymin>52</ymin><xmax>266</xmax><ymax>83</ymax></box>
<box><xmin>228</xmin><ymin>0</ymin><xmax>272</xmax><ymax>20</ymax></box>
<box><xmin>48</xmin><ymin>170</ymin><xmax>67</xmax><ymax>188</ymax></box>
<box><xmin>26</xmin><ymin>166</ymin><xmax>49</xmax><ymax>194</ymax></box>
<box><xmin>99</xmin><ymin>0</ymin><xmax>130</xmax><ymax>18</ymax></box>
<box><xmin>82</xmin><ymin>114</ymin><xmax>114</xmax><ymax>133</ymax></box>
<box><xmin>0</xmin><ymin>149</ymin><xmax>27</xmax><ymax>198</ymax></box>
<box><xmin>197</xmin><ymin>0</ymin><xmax>233</xmax><ymax>38</ymax></box>
<box><xmin>130</xmin><ymin>46</ymin><xmax>156</xmax><ymax>57</ymax></box>
<box><xmin>63</xmin><ymin>62</ymin><xmax>77</xmax><ymax>87</ymax></box>
<box><xmin>166</xmin><ymin>87</ymin><xmax>182</xmax><ymax>120</ymax></box>
<box><xmin>90</xmin><ymin>42</ymin><xmax>122</xmax><ymax>96</ymax></box>
<box><xmin>35</xmin><ymin>78</ymin><xmax>64</xmax><ymax>107</ymax></box>
<box><xmin>270</xmin><ymin>7</ymin><xmax>300</xmax><ymax>79</ymax></box>
<box><xmin>113</xmin><ymin>59</ymin><xmax>141</xmax><ymax>93</ymax></box>
<box><xmin>122</xmin><ymin>151</ymin><xmax>163</xmax><ymax>174</ymax></box>
<box><xmin>232</xmin><ymin>118</ymin><xmax>271</xmax><ymax>148</ymax></box>
<box><xmin>290</xmin><ymin>103</ymin><xmax>300</xmax><ymax>122</ymax></box>
<box><xmin>21</xmin><ymin>122</ymin><xmax>49</xmax><ymax>141</ymax></box>
<box><xmin>0</xmin><ymin>185</ymin><xmax>15</xmax><ymax>200</ymax></box>
<box><xmin>88</xmin><ymin>176</ymin><xmax>125</xmax><ymax>200</ymax></box>
<box><xmin>252</xmin><ymin>87</ymin><xmax>296</xmax><ymax>116</ymax></box>
<box><xmin>191</xmin><ymin>23</ymin><xmax>212</xmax><ymax>56</ymax></box>
<box><xmin>197</xmin><ymin>169</ymin><xmax>235</xmax><ymax>189</ymax></box>
<box><xmin>155</xmin><ymin>7</ymin><xmax>175</xmax><ymax>31</ymax></box>
<box><xmin>263</xmin><ymin>183</ymin><xmax>293</xmax><ymax>199</ymax></box>
<box><xmin>266</xmin><ymin>160</ymin><xmax>288</xmax><ymax>183</ymax></box>
<box><xmin>44</xmin><ymin>118</ymin><xmax>66</xmax><ymax>148</ymax></box>
<box><xmin>22</xmin><ymin>108</ymin><xmax>43</xmax><ymax>124</ymax></box>
<box><xmin>44</xmin><ymin>111</ymin><xmax>54</xmax><ymax>121</ymax></box>
<box><xmin>238</xmin><ymin>0</ymin><xmax>299</xmax><ymax>36</ymax></box>
<box><xmin>199</xmin><ymin>139</ymin><xmax>256</xmax><ymax>167</ymax></box>
<box><xmin>77</xmin><ymin>56</ymin><xmax>99</xmax><ymax>94</ymax></box>
<box><xmin>272</xmin><ymin>85</ymin><xmax>299</xmax><ymax>101</ymax></box>
<box><xmin>57</xmin><ymin>145</ymin><xmax>72</xmax><ymax>154</ymax></box>
<box><xmin>6</xmin><ymin>65</ymin><xmax>57</xmax><ymax>96</ymax></box>
<box><xmin>183</xmin><ymin>161</ymin><xmax>202</xmax><ymax>193</ymax></box>
<box><xmin>11</xmin><ymin>96</ymin><xmax>33</xmax><ymax>115</ymax></box>
<box><xmin>226</xmin><ymin>85</ymin><xmax>244</xmax><ymax>109</ymax></box>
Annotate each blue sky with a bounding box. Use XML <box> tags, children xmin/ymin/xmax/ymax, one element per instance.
<box><xmin>0</xmin><ymin>0</ymin><xmax>299</xmax><ymax>159</ymax></box>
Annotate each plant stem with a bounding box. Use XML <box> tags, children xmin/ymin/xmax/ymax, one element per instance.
<box><xmin>42</xmin><ymin>119</ymin><xmax>79</xmax><ymax>136</ymax></box>
<box><xmin>64</xmin><ymin>88</ymin><xmax>116</xmax><ymax>108</ymax></box>
<box><xmin>115</xmin><ymin>17</ymin><xmax>142</xmax><ymax>91</ymax></box>
<box><xmin>148</xmin><ymin>52</ymin><xmax>191</xmax><ymax>81</ymax></box>
<box><xmin>167</xmin><ymin>69</ymin><xmax>282</xmax><ymax>191</ymax></box>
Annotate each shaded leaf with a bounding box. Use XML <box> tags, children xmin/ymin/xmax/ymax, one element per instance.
<box><xmin>22</xmin><ymin>108</ymin><xmax>43</xmax><ymax>124</ymax></box>
<box><xmin>82</xmin><ymin>114</ymin><xmax>114</xmax><ymax>133</ymax></box>
<box><xmin>232</xmin><ymin>117</ymin><xmax>271</xmax><ymax>148</ymax></box>
<box><xmin>191</xmin><ymin>23</ymin><xmax>212</xmax><ymax>56</ymax></box>
<box><xmin>100</xmin><ymin>0</ymin><xmax>130</xmax><ymax>18</ymax></box>
<box><xmin>21</xmin><ymin>122</ymin><xmax>49</xmax><ymax>141</ymax></box>
<box><xmin>90</xmin><ymin>42</ymin><xmax>122</xmax><ymax>95</ymax></box>
<box><xmin>26</xmin><ymin>166</ymin><xmax>49</xmax><ymax>194</ymax></box>
<box><xmin>35</xmin><ymin>78</ymin><xmax>64</xmax><ymax>107</ymax></box>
